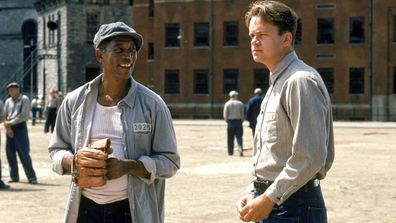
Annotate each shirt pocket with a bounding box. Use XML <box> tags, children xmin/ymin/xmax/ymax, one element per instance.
<box><xmin>263</xmin><ymin>112</ymin><xmax>277</xmax><ymax>143</ymax></box>
<box><xmin>131</xmin><ymin>123</ymin><xmax>152</xmax><ymax>155</ymax></box>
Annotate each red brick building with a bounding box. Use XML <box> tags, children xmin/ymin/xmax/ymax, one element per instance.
<box><xmin>132</xmin><ymin>0</ymin><xmax>396</xmax><ymax>121</ymax></box>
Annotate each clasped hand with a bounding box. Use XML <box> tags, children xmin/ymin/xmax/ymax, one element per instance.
<box><xmin>236</xmin><ymin>192</ymin><xmax>274</xmax><ymax>222</ymax></box>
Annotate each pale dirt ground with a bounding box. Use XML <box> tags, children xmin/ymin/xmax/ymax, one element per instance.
<box><xmin>0</xmin><ymin>120</ymin><xmax>395</xmax><ymax>223</ymax></box>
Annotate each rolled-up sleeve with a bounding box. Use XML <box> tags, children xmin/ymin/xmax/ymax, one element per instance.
<box><xmin>48</xmin><ymin>96</ymin><xmax>74</xmax><ymax>175</ymax></box>
<box><xmin>141</xmin><ymin>102</ymin><xmax>180</xmax><ymax>184</ymax></box>
<box><xmin>50</xmin><ymin>149</ymin><xmax>73</xmax><ymax>175</ymax></box>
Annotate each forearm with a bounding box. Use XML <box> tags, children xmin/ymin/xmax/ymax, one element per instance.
<box><xmin>62</xmin><ymin>154</ymin><xmax>74</xmax><ymax>173</ymax></box>
<box><xmin>123</xmin><ymin>160</ymin><xmax>151</xmax><ymax>178</ymax></box>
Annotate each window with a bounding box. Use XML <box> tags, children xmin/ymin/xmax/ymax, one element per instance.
<box><xmin>148</xmin><ymin>0</ymin><xmax>154</xmax><ymax>17</ymax></box>
<box><xmin>223</xmin><ymin>21</ymin><xmax>239</xmax><ymax>46</ymax></box>
<box><xmin>223</xmin><ymin>69</ymin><xmax>239</xmax><ymax>94</ymax></box>
<box><xmin>317</xmin><ymin>68</ymin><xmax>334</xmax><ymax>94</ymax></box>
<box><xmin>194</xmin><ymin>23</ymin><xmax>209</xmax><ymax>47</ymax></box>
<box><xmin>295</xmin><ymin>19</ymin><xmax>302</xmax><ymax>45</ymax></box>
<box><xmin>350</xmin><ymin>17</ymin><xmax>364</xmax><ymax>43</ymax></box>
<box><xmin>349</xmin><ymin>67</ymin><xmax>365</xmax><ymax>94</ymax></box>
<box><xmin>165</xmin><ymin>69</ymin><xmax>180</xmax><ymax>94</ymax></box>
<box><xmin>317</xmin><ymin>18</ymin><xmax>334</xmax><ymax>44</ymax></box>
<box><xmin>194</xmin><ymin>69</ymin><xmax>209</xmax><ymax>94</ymax></box>
<box><xmin>148</xmin><ymin>42</ymin><xmax>154</xmax><ymax>60</ymax></box>
<box><xmin>48</xmin><ymin>15</ymin><xmax>55</xmax><ymax>46</ymax></box>
<box><xmin>86</xmin><ymin>12</ymin><xmax>99</xmax><ymax>43</ymax></box>
<box><xmin>393</xmin><ymin>67</ymin><xmax>396</xmax><ymax>94</ymax></box>
<box><xmin>254</xmin><ymin>69</ymin><xmax>269</xmax><ymax>92</ymax></box>
<box><xmin>393</xmin><ymin>15</ymin><xmax>396</xmax><ymax>42</ymax></box>
<box><xmin>165</xmin><ymin>23</ymin><xmax>180</xmax><ymax>47</ymax></box>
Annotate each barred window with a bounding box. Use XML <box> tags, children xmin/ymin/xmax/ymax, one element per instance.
<box><xmin>253</xmin><ymin>69</ymin><xmax>269</xmax><ymax>92</ymax></box>
<box><xmin>148</xmin><ymin>42</ymin><xmax>154</xmax><ymax>60</ymax></box>
<box><xmin>194</xmin><ymin>23</ymin><xmax>209</xmax><ymax>47</ymax></box>
<box><xmin>165</xmin><ymin>69</ymin><xmax>180</xmax><ymax>94</ymax></box>
<box><xmin>86</xmin><ymin>12</ymin><xmax>99</xmax><ymax>43</ymax></box>
<box><xmin>317</xmin><ymin>18</ymin><xmax>334</xmax><ymax>44</ymax></box>
<box><xmin>349</xmin><ymin>67</ymin><xmax>365</xmax><ymax>94</ymax></box>
<box><xmin>317</xmin><ymin>67</ymin><xmax>334</xmax><ymax>94</ymax></box>
<box><xmin>350</xmin><ymin>17</ymin><xmax>364</xmax><ymax>43</ymax></box>
<box><xmin>223</xmin><ymin>21</ymin><xmax>239</xmax><ymax>46</ymax></box>
<box><xmin>165</xmin><ymin>23</ymin><xmax>180</xmax><ymax>47</ymax></box>
<box><xmin>194</xmin><ymin>69</ymin><xmax>209</xmax><ymax>94</ymax></box>
<box><xmin>223</xmin><ymin>69</ymin><xmax>239</xmax><ymax>94</ymax></box>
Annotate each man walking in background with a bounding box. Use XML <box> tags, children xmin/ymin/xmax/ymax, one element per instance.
<box><xmin>44</xmin><ymin>89</ymin><xmax>59</xmax><ymax>133</ymax></box>
<box><xmin>223</xmin><ymin>90</ymin><xmax>245</xmax><ymax>156</ymax></box>
<box><xmin>245</xmin><ymin>88</ymin><xmax>263</xmax><ymax>136</ymax></box>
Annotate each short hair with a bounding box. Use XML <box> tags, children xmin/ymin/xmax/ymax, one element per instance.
<box><xmin>97</xmin><ymin>38</ymin><xmax>112</xmax><ymax>51</ymax></box>
<box><xmin>245</xmin><ymin>1</ymin><xmax>298</xmax><ymax>45</ymax></box>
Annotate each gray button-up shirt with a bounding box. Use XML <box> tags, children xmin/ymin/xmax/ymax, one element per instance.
<box><xmin>252</xmin><ymin>51</ymin><xmax>334</xmax><ymax>204</ymax></box>
<box><xmin>223</xmin><ymin>99</ymin><xmax>244</xmax><ymax>121</ymax></box>
<box><xmin>48</xmin><ymin>75</ymin><xmax>180</xmax><ymax>223</ymax></box>
<box><xmin>4</xmin><ymin>94</ymin><xmax>30</xmax><ymax>125</ymax></box>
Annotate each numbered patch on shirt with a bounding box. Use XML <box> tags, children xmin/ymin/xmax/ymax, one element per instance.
<box><xmin>133</xmin><ymin>123</ymin><xmax>152</xmax><ymax>133</ymax></box>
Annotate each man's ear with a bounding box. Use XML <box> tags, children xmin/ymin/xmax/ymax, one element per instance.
<box><xmin>95</xmin><ymin>48</ymin><xmax>103</xmax><ymax>63</ymax></box>
<box><xmin>282</xmin><ymin>32</ymin><xmax>293</xmax><ymax>48</ymax></box>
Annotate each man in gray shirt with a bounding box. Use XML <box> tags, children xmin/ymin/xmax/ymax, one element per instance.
<box><xmin>48</xmin><ymin>22</ymin><xmax>180</xmax><ymax>223</ymax></box>
<box><xmin>223</xmin><ymin>90</ymin><xmax>245</xmax><ymax>156</ymax></box>
<box><xmin>3</xmin><ymin>82</ymin><xmax>37</xmax><ymax>184</ymax></box>
<box><xmin>237</xmin><ymin>1</ymin><xmax>334</xmax><ymax>222</ymax></box>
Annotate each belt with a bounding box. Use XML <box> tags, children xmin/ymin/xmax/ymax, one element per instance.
<box><xmin>253</xmin><ymin>178</ymin><xmax>320</xmax><ymax>192</ymax></box>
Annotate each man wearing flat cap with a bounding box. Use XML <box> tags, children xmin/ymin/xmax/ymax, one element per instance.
<box><xmin>48</xmin><ymin>22</ymin><xmax>180</xmax><ymax>223</ymax></box>
<box><xmin>223</xmin><ymin>90</ymin><xmax>245</xmax><ymax>156</ymax></box>
<box><xmin>3</xmin><ymin>82</ymin><xmax>38</xmax><ymax>184</ymax></box>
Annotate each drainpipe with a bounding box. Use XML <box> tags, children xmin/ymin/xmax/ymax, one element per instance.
<box><xmin>368</xmin><ymin>0</ymin><xmax>373</xmax><ymax>120</ymax></box>
<box><xmin>209</xmin><ymin>0</ymin><xmax>215</xmax><ymax>118</ymax></box>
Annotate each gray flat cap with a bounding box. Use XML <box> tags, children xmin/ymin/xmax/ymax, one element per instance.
<box><xmin>93</xmin><ymin>22</ymin><xmax>143</xmax><ymax>52</ymax></box>
<box><xmin>7</xmin><ymin>82</ymin><xmax>20</xmax><ymax>89</ymax></box>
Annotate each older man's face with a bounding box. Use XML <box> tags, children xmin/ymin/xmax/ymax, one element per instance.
<box><xmin>8</xmin><ymin>87</ymin><xmax>20</xmax><ymax>98</ymax></box>
<box><xmin>97</xmin><ymin>36</ymin><xmax>137</xmax><ymax>81</ymax></box>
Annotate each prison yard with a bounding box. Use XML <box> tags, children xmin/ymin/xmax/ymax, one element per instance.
<box><xmin>0</xmin><ymin>120</ymin><xmax>395</xmax><ymax>223</ymax></box>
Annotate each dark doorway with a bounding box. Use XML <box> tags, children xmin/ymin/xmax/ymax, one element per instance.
<box><xmin>22</xmin><ymin>19</ymin><xmax>38</xmax><ymax>98</ymax></box>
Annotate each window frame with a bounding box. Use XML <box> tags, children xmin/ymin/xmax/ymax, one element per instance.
<box><xmin>317</xmin><ymin>18</ymin><xmax>334</xmax><ymax>44</ymax></box>
<box><xmin>349</xmin><ymin>67</ymin><xmax>365</xmax><ymax>95</ymax></box>
<box><xmin>193</xmin><ymin>69</ymin><xmax>209</xmax><ymax>95</ymax></box>
<box><xmin>223</xmin><ymin>21</ymin><xmax>239</xmax><ymax>46</ymax></box>
<box><xmin>349</xmin><ymin>16</ymin><xmax>365</xmax><ymax>44</ymax></box>
<box><xmin>317</xmin><ymin>67</ymin><xmax>335</xmax><ymax>94</ymax></box>
<box><xmin>223</xmin><ymin>69</ymin><xmax>239</xmax><ymax>94</ymax></box>
<box><xmin>164</xmin><ymin>69</ymin><xmax>180</xmax><ymax>95</ymax></box>
<box><xmin>165</xmin><ymin>23</ymin><xmax>180</xmax><ymax>47</ymax></box>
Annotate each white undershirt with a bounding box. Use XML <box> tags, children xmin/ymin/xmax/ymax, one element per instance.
<box><xmin>82</xmin><ymin>102</ymin><xmax>128</xmax><ymax>204</ymax></box>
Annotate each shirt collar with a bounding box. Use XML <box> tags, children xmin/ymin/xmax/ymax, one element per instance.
<box><xmin>86</xmin><ymin>74</ymin><xmax>138</xmax><ymax>109</ymax></box>
<box><xmin>11</xmin><ymin>94</ymin><xmax>22</xmax><ymax>102</ymax></box>
<box><xmin>269</xmin><ymin>51</ymin><xmax>298</xmax><ymax>85</ymax></box>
